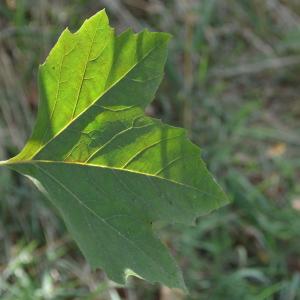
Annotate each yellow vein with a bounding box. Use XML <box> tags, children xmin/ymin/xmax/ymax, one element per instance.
<box><xmin>4</xmin><ymin>159</ymin><xmax>227</xmax><ymax>204</ymax></box>
<box><xmin>121</xmin><ymin>134</ymin><xmax>183</xmax><ymax>169</ymax></box>
<box><xmin>71</xmin><ymin>17</ymin><xmax>100</xmax><ymax>118</ymax></box>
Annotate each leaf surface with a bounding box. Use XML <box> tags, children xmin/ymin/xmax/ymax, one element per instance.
<box><xmin>1</xmin><ymin>10</ymin><xmax>229</xmax><ymax>290</ymax></box>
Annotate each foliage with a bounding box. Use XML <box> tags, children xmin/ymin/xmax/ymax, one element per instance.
<box><xmin>0</xmin><ymin>10</ymin><xmax>228</xmax><ymax>290</ymax></box>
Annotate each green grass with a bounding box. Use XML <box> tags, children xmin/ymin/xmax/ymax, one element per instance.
<box><xmin>1</xmin><ymin>0</ymin><xmax>300</xmax><ymax>299</ymax></box>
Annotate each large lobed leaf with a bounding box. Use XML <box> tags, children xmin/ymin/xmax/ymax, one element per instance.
<box><xmin>0</xmin><ymin>10</ymin><xmax>229</xmax><ymax>290</ymax></box>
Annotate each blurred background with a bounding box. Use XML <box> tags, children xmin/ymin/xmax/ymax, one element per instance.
<box><xmin>0</xmin><ymin>0</ymin><xmax>300</xmax><ymax>299</ymax></box>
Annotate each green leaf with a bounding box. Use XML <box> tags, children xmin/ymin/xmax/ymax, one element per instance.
<box><xmin>0</xmin><ymin>10</ymin><xmax>229</xmax><ymax>290</ymax></box>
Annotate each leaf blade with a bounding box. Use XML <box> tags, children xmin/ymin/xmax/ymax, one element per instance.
<box><xmin>2</xmin><ymin>10</ymin><xmax>230</xmax><ymax>290</ymax></box>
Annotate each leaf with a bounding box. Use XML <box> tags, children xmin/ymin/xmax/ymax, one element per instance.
<box><xmin>0</xmin><ymin>10</ymin><xmax>229</xmax><ymax>290</ymax></box>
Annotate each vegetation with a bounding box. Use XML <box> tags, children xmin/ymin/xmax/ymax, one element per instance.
<box><xmin>0</xmin><ymin>1</ymin><xmax>300</xmax><ymax>299</ymax></box>
<box><xmin>1</xmin><ymin>10</ymin><xmax>228</xmax><ymax>290</ymax></box>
